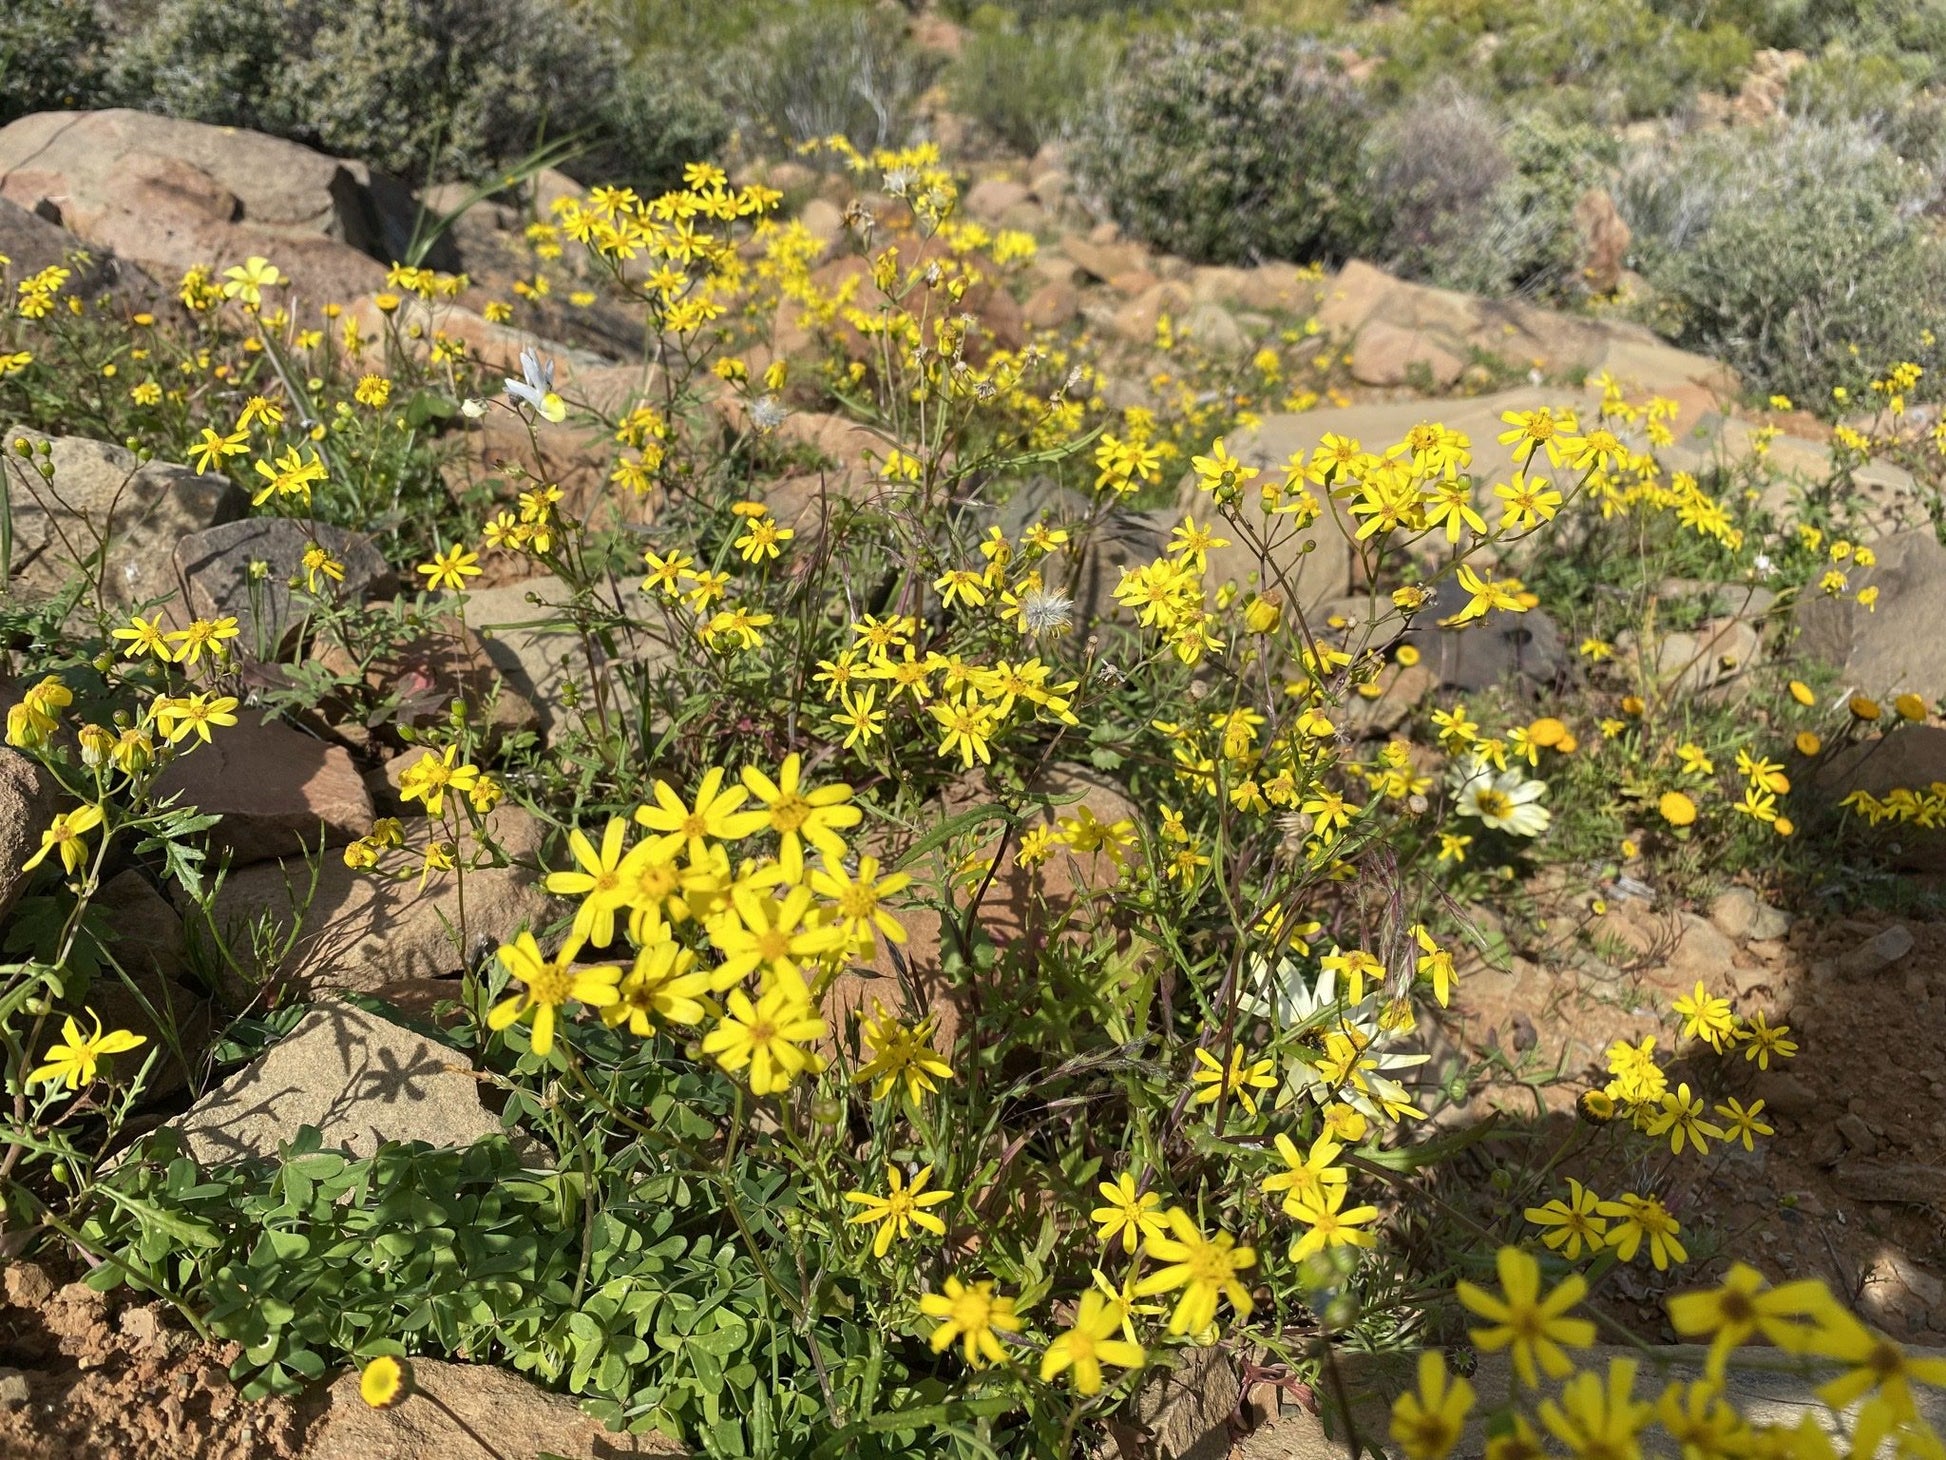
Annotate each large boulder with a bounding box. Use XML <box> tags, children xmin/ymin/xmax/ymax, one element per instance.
<box><xmin>998</xmin><ymin>476</ymin><xmax>1174</xmax><ymax>634</ymax></box>
<box><xmin>0</xmin><ymin>109</ymin><xmax>415</xmax><ymax>305</ymax></box>
<box><xmin>1315</xmin><ymin>259</ymin><xmax>1736</xmax><ymax>413</ymax></box>
<box><xmin>150</xmin><ymin>714</ymin><xmax>373</xmax><ymax>867</ymax></box>
<box><xmin>1</xmin><ymin>429</ymin><xmax>244</xmax><ymax>607</ymax></box>
<box><xmin>0</xmin><ymin>198</ymin><xmax>172</xmax><ymax>316</ymax></box>
<box><xmin>1188</xmin><ymin>384</ymin><xmax>1615</xmax><ymax>610</ymax></box>
<box><xmin>1661</xmin><ymin>417</ymin><xmax>1927</xmax><ymax>539</ymax></box>
<box><xmin>202</xmin><ymin>804</ymin><xmax>548</xmax><ymax>993</ymax></box>
<box><xmin>1795</xmin><ymin>530</ymin><xmax>1946</xmax><ymax>702</ymax></box>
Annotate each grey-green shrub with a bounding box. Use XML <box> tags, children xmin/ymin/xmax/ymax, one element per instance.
<box><xmin>1</xmin><ymin>0</ymin><xmax>107</xmax><ymax>125</ymax></box>
<box><xmin>1364</xmin><ymin>85</ymin><xmax>1512</xmax><ymax>283</ymax></box>
<box><xmin>99</xmin><ymin>0</ymin><xmax>724</xmax><ymax>191</ymax></box>
<box><xmin>101</xmin><ymin>0</ymin><xmax>290</xmax><ymax>137</ymax></box>
<box><xmin>948</xmin><ymin>9</ymin><xmax>1121</xmax><ymax>157</ymax></box>
<box><xmin>1067</xmin><ymin>17</ymin><xmax>1379</xmax><ymax>266</ymax></box>
<box><xmin>1785</xmin><ymin>48</ymin><xmax>1946</xmax><ymax>167</ymax></box>
<box><xmin>1490</xmin><ymin>0</ymin><xmax>1753</xmax><ymax>119</ymax></box>
<box><xmin>715</xmin><ymin>2</ymin><xmax>942</xmax><ymax>154</ymax></box>
<box><xmin>1620</xmin><ymin>117</ymin><xmax>1946</xmax><ymax>402</ymax></box>
<box><xmin>1364</xmin><ymin>90</ymin><xmax>1613</xmax><ymax>299</ymax></box>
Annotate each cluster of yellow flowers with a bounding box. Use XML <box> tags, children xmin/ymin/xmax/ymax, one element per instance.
<box><xmin>1797</xmin><ymin>525</ymin><xmax>1883</xmax><ymax>610</ymax></box>
<box><xmin>3</xmin><ymin>655</ymin><xmax>238</xmax><ymax>881</ymax></box>
<box><xmin>1507</xmin><ymin>989</ymin><xmax>1795</xmax><ymax>1283</ymax></box>
<box><xmin>398</xmin><ymin>756</ymin><xmax>919</xmax><ymax>1102</ymax></box>
<box><xmin>1394</xmin><ymin>1249</ymin><xmax>1943</xmax><ymax>1460</ymax></box>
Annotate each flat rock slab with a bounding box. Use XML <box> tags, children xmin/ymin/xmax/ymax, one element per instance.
<box><xmin>300</xmin><ymin>1355</ymin><xmax>682</xmax><ymax>1459</ymax></box>
<box><xmin>151</xmin><ymin>715</ymin><xmax>372</xmax><ymax>867</ymax></box>
<box><xmin>167</xmin><ymin>1002</ymin><xmax>512</xmax><ymax>1167</ymax></box>
<box><xmin>172</xmin><ymin>517</ymin><xmax>392</xmax><ymax>654</ymax></box>
<box><xmin>202</xmin><ymin>804</ymin><xmax>548</xmax><ymax>993</ymax></box>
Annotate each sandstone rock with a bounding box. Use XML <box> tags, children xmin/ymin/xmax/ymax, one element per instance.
<box><xmin>1838</xmin><ymin>923</ymin><xmax>1914</xmax><ymax>977</ymax></box>
<box><xmin>1658</xmin><ymin>912</ymin><xmax>1737</xmax><ymax>989</ymax></box>
<box><xmin>1118</xmin><ymin>1342</ymin><xmax>1238</xmax><ymax>1460</ymax></box>
<box><xmin>1836</xmin><ymin>1111</ymin><xmax>1879</xmax><ymax>1156</ymax></box>
<box><xmin>861</xmin><ymin>764</ymin><xmax>1141</xmax><ymax>1015</ymax></box>
<box><xmin>1022</xmin><ymin>278</ymin><xmax>1079</xmax><ymax>331</ymax></box>
<box><xmin>0</xmin><ymin>109</ymin><xmax>410</xmax><ymax>307</ymax></box>
<box><xmin>172</xmin><ymin>517</ymin><xmax>391</xmax><ymax>656</ymax></box>
<box><xmin>1028</xmin><ymin>169</ymin><xmax>1070</xmax><ymax>207</ymax></box>
<box><xmin>1000</xmin><ymin>199</ymin><xmax>1047</xmax><ymax>235</ymax></box>
<box><xmin>1229</xmin><ymin>261</ymin><xmax>1324</xmax><ymax>316</ymax></box>
<box><xmin>1061</xmin><ymin>235</ymin><xmax>1147</xmax><ymax>284</ymax></box>
<box><xmin>1</xmin><ymin>429</ymin><xmax>245</xmax><ymax>606</ymax></box>
<box><xmin>1333</xmin><ymin>1345</ymin><xmax>1946</xmax><ymax>1454</ymax></box>
<box><xmin>1315</xmin><ymin>259</ymin><xmax>1409</xmax><ymax>335</ymax></box>
<box><xmin>911</xmin><ymin>11</ymin><xmax>966</xmax><ymax>55</ymax></box>
<box><xmin>1220</xmin><ymin>384</ymin><xmax>1607</xmax><ymax>527</ymax></box>
<box><xmin>999</xmin><ymin>476</ymin><xmax>1172</xmax><ymax>632</ymax></box>
<box><xmin>1175</xmin><ymin>424</ymin><xmax>1364</xmax><ymax>615</ymax></box>
<box><xmin>444</xmin><ymin>401</ymin><xmax>624</xmax><ymax>518</ymax></box>
<box><xmin>203</xmin><ymin>803</ymin><xmax>548</xmax><ymax>993</ymax></box>
<box><xmin>1831</xmin><ymin>1161</ymin><xmax>1946</xmax><ymax>1207</ymax></box>
<box><xmin>1343</xmin><ymin>660</ymin><xmax>1436</xmax><ymax>735</ymax></box>
<box><xmin>1315</xmin><ymin>259</ymin><xmax>1735</xmax><ymax>406</ymax></box>
<box><xmin>86</xmin><ymin>870</ymin><xmax>211</xmax><ymax>1098</ymax></box>
<box><xmin>975</xmin><ymin>763</ymin><xmax>1142</xmax><ymax>952</ymax></box>
<box><xmin>462</xmin><ymin>574</ymin><xmax>679</xmax><ymax>739</ymax></box>
<box><xmin>1817</xmin><ymin>725</ymin><xmax>1946</xmax><ymax>868</ymax></box>
<box><xmin>1750</xmin><ymin>1070</ymin><xmax>1819</xmax><ymax>1120</ymax></box>
<box><xmin>963</xmin><ymin>177</ymin><xmax>1029</xmax><ymax>224</ymax></box>
<box><xmin>1662</xmin><ymin>417</ymin><xmax>1928</xmax><ymax>538</ymax></box>
<box><xmin>1179</xmin><ymin>300</ymin><xmax>1248</xmax><ymax>359</ymax></box>
<box><xmin>313</xmin><ymin>618</ymin><xmax>540</xmax><ymax>743</ymax></box>
<box><xmin>1709</xmin><ymin>887</ymin><xmax>1792</xmax><ymax>943</ymax></box>
<box><xmin>348</xmin><ymin>295</ymin><xmax>620</xmax><ymax>396</ymax></box>
<box><xmin>1735</xmin><ymin>48</ymin><xmax>1809</xmax><ymax>125</ymax></box>
<box><xmin>1631</xmin><ymin>614</ymin><xmax>1762</xmax><ymax>693</ymax></box>
<box><xmin>1572</xmin><ymin>188</ymin><xmax>1631</xmax><ymax>294</ymax></box>
<box><xmin>0</xmin><ymin>198</ymin><xmax>171</xmax><ymax>315</ymax></box>
<box><xmin>1351</xmin><ymin>320</ymin><xmax>1466</xmax><ymax>388</ymax></box>
<box><xmin>300</xmin><ymin>1354</ymin><xmax>680</xmax><ymax>1460</ymax></box>
<box><xmin>798</xmin><ymin>196</ymin><xmax>844</xmax><ymax>249</ymax></box>
<box><xmin>0</xmin><ymin>749</ymin><xmax>57</xmax><ymax>925</ymax></box>
<box><xmin>167</xmin><ymin>1002</ymin><xmax>522</xmax><ymax>1167</ymax></box>
<box><xmin>1659</xmin><ymin>577</ymin><xmax>1777</xmax><ymax>625</ymax></box>
<box><xmin>1796</xmin><ymin>531</ymin><xmax>1946</xmax><ymax>702</ymax></box>
<box><xmin>153</xmin><ymin>715</ymin><xmax>371</xmax><ymax>867</ymax></box>
<box><xmin>1864</xmin><ymin>1251</ymin><xmax>1944</xmax><ymax>1334</ymax></box>
<box><xmin>1402</xmin><ymin>606</ymin><xmax>1568</xmax><ymax>692</ymax></box>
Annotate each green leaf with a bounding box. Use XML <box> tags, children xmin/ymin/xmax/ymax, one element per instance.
<box><xmin>889</xmin><ymin>801</ymin><xmax>1014</xmax><ymax>873</ymax></box>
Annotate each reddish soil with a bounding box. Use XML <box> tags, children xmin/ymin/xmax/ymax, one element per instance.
<box><xmin>0</xmin><ymin>1256</ymin><xmax>303</xmax><ymax>1460</ymax></box>
<box><xmin>1441</xmin><ymin>896</ymin><xmax>1946</xmax><ymax>1343</ymax></box>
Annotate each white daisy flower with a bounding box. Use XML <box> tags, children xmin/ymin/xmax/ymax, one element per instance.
<box><xmin>1449</xmin><ymin>754</ymin><xmax>1550</xmax><ymax>837</ymax></box>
